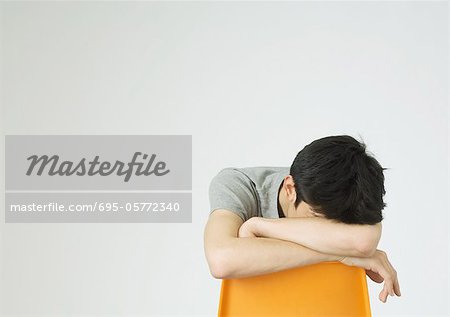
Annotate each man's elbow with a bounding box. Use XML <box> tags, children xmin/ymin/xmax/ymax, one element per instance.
<box><xmin>357</xmin><ymin>242</ymin><xmax>377</xmax><ymax>257</ymax></box>
<box><xmin>356</xmin><ymin>222</ymin><xmax>382</xmax><ymax>257</ymax></box>
<box><xmin>206</xmin><ymin>249</ymin><xmax>234</xmax><ymax>279</ymax></box>
<box><xmin>208</xmin><ymin>261</ymin><xmax>230</xmax><ymax>280</ymax></box>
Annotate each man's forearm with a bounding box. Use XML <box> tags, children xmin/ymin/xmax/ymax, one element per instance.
<box><xmin>217</xmin><ymin>236</ymin><xmax>341</xmax><ymax>279</ymax></box>
<box><xmin>251</xmin><ymin>217</ymin><xmax>381</xmax><ymax>257</ymax></box>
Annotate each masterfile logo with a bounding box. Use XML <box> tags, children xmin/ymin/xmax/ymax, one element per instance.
<box><xmin>26</xmin><ymin>152</ymin><xmax>170</xmax><ymax>182</ymax></box>
<box><xmin>5</xmin><ymin>135</ymin><xmax>192</xmax><ymax>223</ymax></box>
<box><xmin>6</xmin><ymin>135</ymin><xmax>191</xmax><ymax>190</ymax></box>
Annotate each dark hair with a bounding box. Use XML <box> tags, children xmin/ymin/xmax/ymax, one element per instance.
<box><xmin>289</xmin><ymin>135</ymin><xmax>387</xmax><ymax>225</ymax></box>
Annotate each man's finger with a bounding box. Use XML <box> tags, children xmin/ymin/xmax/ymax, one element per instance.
<box><xmin>393</xmin><ymin>274</ymin><xmax>401</xmax><ymax>296</ymax></box>
<box><xmin>382</xmin><ymin>261</ymin><xmax>397</xmax><ymax>297</ymax></box>
<box><xmin>377</xmin><ymin>266</ymin><xmax>395</xmax><ymax>301</ymax></box>
<box><xmin>384</xmin><ymin>256</ymin><xmax>401</xmax><ymax>297</ymax></box>
<box><xmin>366</xmin><ymin>269</ymin><xmax>384</xmax><ymax>283</ymax></box>
<box><xmin>379</xmin><ymin>284</ymin><xmax>388</xmax><ymax>303</ymax></box>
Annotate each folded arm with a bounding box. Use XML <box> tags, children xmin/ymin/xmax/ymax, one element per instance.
<box><xmin>243</xmin><ymin>216</ymin><xmax>382</xmax><ymax>257</ymax></box>
<box><xmin>204</xmin><ymin>209</ymin><xmax>343</xmax><ymax>279</ymax></box>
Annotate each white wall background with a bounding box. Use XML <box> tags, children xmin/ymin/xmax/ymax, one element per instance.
<box><xmin>0</xmin><ymin>1</ymin><xmax>448</xmax><ymax>316</ymax></box>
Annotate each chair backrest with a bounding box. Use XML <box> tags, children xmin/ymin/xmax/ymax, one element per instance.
<box><xmin>217</xmin><ymin>261</ymin><xmax>372</xmax><ymax>317</ymax></box>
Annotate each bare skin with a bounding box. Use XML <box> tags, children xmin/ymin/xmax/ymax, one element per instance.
<box><xmin>204</xmin><ymin>174</ymin><xmax>401</xmax><ymax>303</ymax></box>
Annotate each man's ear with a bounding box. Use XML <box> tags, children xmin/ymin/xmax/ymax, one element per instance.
<box><xmin>284</xmin><ymin>175</ymin><xmax>297</xmax><ymax>204</ymax></box>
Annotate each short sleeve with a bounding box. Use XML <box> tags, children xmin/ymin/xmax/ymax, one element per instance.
<box><xmin>208</xmin><ymin>168</ymin><xmax>258</xmax><ymax>222</ymax></box>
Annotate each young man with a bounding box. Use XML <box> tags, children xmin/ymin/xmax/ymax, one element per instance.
<box><xmin>204</xmin><ymin>135</ymin><xmax>401</xmax><ymax>303</ymax></box>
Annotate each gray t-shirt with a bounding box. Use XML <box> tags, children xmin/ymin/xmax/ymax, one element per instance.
<box><xmin>208</xmin><ymin>166</ymin><xmax>290</xmax><ymax>221</ymax></box>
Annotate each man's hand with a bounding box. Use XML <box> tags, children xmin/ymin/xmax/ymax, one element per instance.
<box><xmin>339</xmin><ymin>249</ymin><xmax>401</xmax><ymax>303</ymax></box>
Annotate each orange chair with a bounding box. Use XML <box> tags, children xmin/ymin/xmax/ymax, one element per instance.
<box><xmin>217</xmin><ymin>261</ymin><xmax>371</xmax><ymax>317</ymax></box>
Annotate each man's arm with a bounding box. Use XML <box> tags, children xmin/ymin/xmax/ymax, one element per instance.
<box><xmin>204</xmin><ymin>209</ymin><xmax>401</xmax><ymax>304</ymax></box>
<box><xmin>204</xmin><ymin>209</ymin><xmax>343</xmax><ymax>279</ymax></box>
<box><xmin>242</xmin><ymin>217</ymin><xmax>382</xmax><ymax>258</ymax></box>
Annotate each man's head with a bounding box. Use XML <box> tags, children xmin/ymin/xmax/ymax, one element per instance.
<box><xmin>284</xmin><ymin>135</ymin><xmax>386</xmax><ymax>225</ymax></box>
